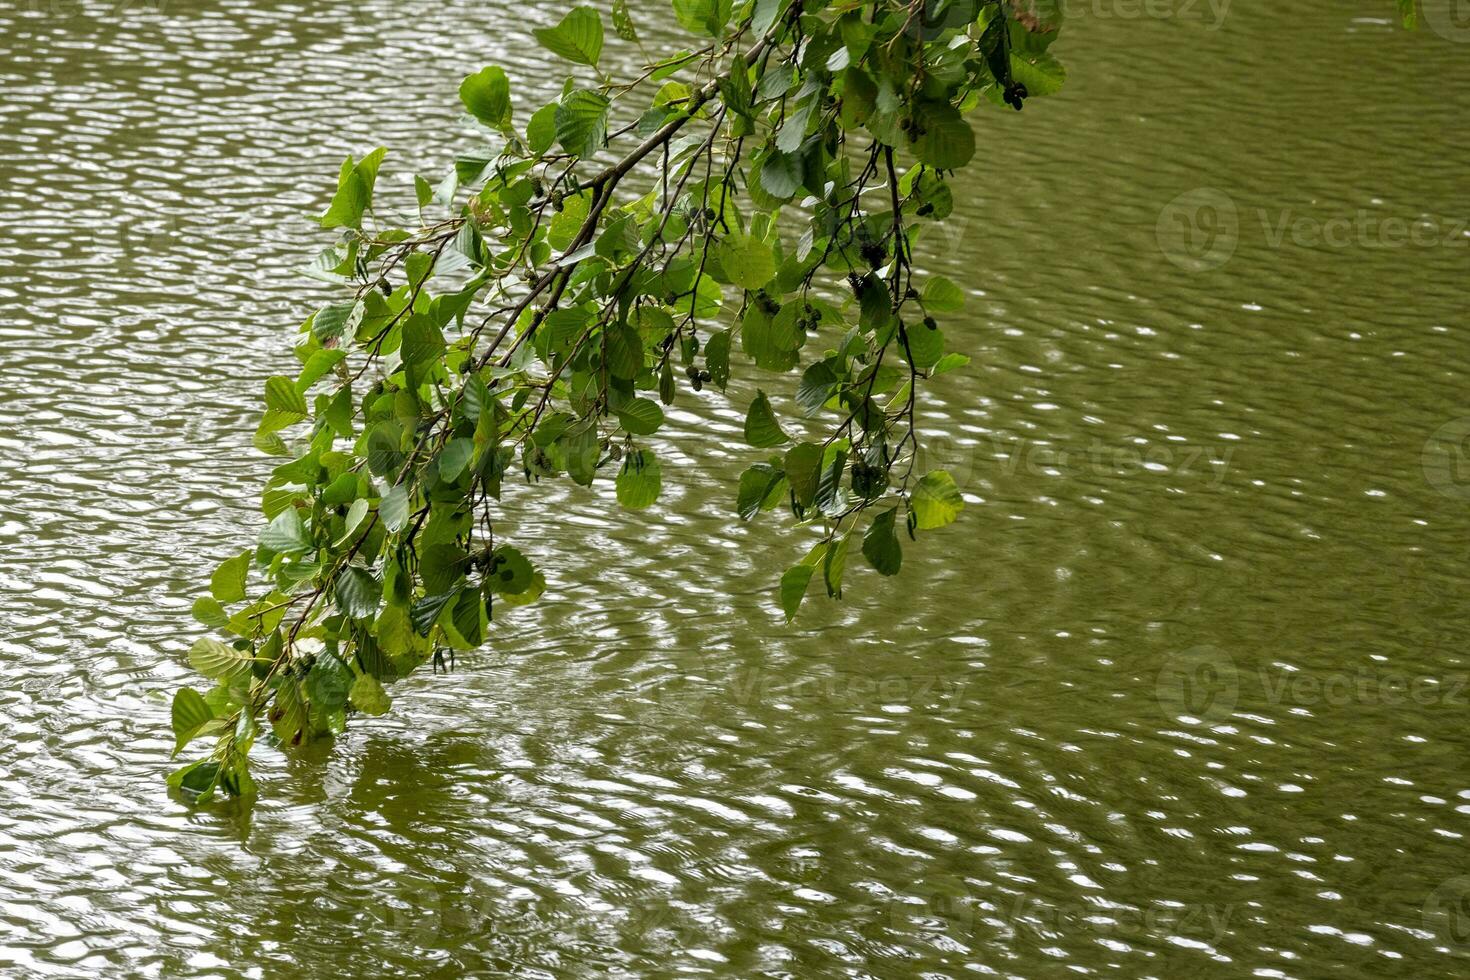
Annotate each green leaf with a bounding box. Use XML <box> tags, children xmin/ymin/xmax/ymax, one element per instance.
<box><xmin>527</xmin><ymin>102</ymin><xmax>558</xmax><ymax>154</ymax></box>
<box><xmin>757</xmin><ymin>61</ymin><xmax>797</xmax><ymax>102</ymax></box>
<box><xmin>322</xmin><ymin>387</ymin><xmax>354</xmax><ymax>437</ymax></box>
<box><xmin>188</xmin><ymin>637</ymin><xmax>254</xmax><ymax>681</ymax></box>
<box><xmin>931</xmin><ymin>352</ymin><xmax>970</xmax><ymax>376</ymax></box>
<box><xmin>336</xmin><ymin>566</ymin><xmax>382</xmax><ymax>620</ymax></box>
<box><xmin>548</xmin><ymin>191</ymin><xmax>592</xmax><ymax>251</ymax></box>
<box><xmin>556</xmin><ymin>90</ymin><xmax>610</xmax><ymax>159</ymax></box>
<box><xmin>1009</xmin><ymin>48</ymin><xmax>1066</xmax><ymax>97</ymax></box>
<box><xmin>616</xmin><ymin>449</ymin><xmax>662</xmax><ymax>510</ymax></box>
<box><xmin>558</xmin><ymin>421</ymin><xmax>601</xmax><ymax>487</ymax></box>
<box><xmin>720</xmin><ymin>60</ymin><xmax>753</xmax><ymax>118</ymax></box>
<box><xmin>672</xmin><ymin>0</ymin><xmax>732</xmax><ymax>37</ymax></box>
<box><xmin>349</xmin><ymin>673</ymin><xmax>392</xmax><ymax>716</ymax></box>
<box><xmin>438</xmin><ymin>438</ymin><xmax>474</xmax><ymax>482</ymax></box>
<box><xmin>310</xmin><ymin>301</ymin><xmax>357</xmax><ymax>344</ymax></box>
<box><xmin>744</xmin><ymin>390</ymin><xmax>789</xmax><ymax>448</ymax></box>
<box><xmin>769</xmin><ymin>303</ymin><xmax>805</xmax><ymax>352</ymax></box>
<box><xmin>262</xmin><ymin>487</ymin><xmax>301</xmax><ymax>520</ymax></box>
<box><xmin>421</xmin><ymin>543</ymin><xmax>469</xmax><ymax>596</ymax></box>
<box><xmin>192</xmin><ymin>596</ymin><xmax>228</xmax><ymax>629</ymax></box>
<box><xmin>449</xmin><ymin>587</ymin><xmax>484</xmax><ymax>647</ymax></box>
<box><xmin>779</xmin><ymin>540</ymin><xmax>830</xmax><ymax>621</ymax></box>
<box><xmin>616</xmin><ymin>398</ymin><xmax>664</xmax><ymax>436</ymax></box>
<box><xmin>210</xmin><ymin>551</ymin><xmax>250</xmax><ymax>603</ymax></box>
<box><xmin>534</xmin><ymin>6</ymin><xmax>604</xmax><ymax>66</ymax></box>
<box><xmin>775</xmin><ymin>92</ymin><xmax>815</xmax><ymax>152</ymax></box>
<box><xmin>335</xmin><ymin>497</ymin><xmax>370</xmax><ymax>546</ymax></box>
<box><xmin>779</xmin><ymin>564</ymin><xmax>815</xmax><ymax>621</ymax></box>
<box><xmin>736</xmin><ymin>463</ymin><xmax>787</xmax><ymax>520</ymax></box>
<box><xmin>902</xmin><ymin>321</ymin><xmax>944</xmax><ymax>372</ymax></box>
<box><xmin>841</xmin><ymin>66</ymin><xmax>877</xmax><ymax>126</ymax></box>
<box><xmin>862</xmin><ymin>507</ymin><xmax>903</xmax><ymax>576</ymax></box>
<box><xmin>410</xmin><ymin>591</ymin><xmax>455</xmax><ymax>635</ymax></box>
<box><xmin>823</xmin><ymin>535</ymin><xmax>849</xmax><ymax>598</ymax></box>
<box><xmin>797</xmin><ymin>360</ymin><xmax>840</xmax><ymax>415</ymax></box>
<box><xmin>705</xmin><ymin>329</ymin><xmax>731</xmax><ymax>389</ymax></box>
<box><xmin>460</xmin><ymin>65</ymin><xmax>512</xmax><ymax>130</ymax></box>
<box><xmin>910</xmin><ymin>100</ymin><xmax>974</xmax><ymax>170</ymax></box>
<box><xmin>167</xmin><ymin>758</ymin><xmax>221</xmax><ymax>798</ymax></box>
<box><xmin>757</xmin><ymin>151</ymin><xmax>802</xmax><ymax>200</ymax></box>
<box><xmin>603</xmin><ymin>322</ymin><xmax>644</xmax><ymax>380</ymax></box>
<box><xmin>717</xmin><ymin>232</ymin><xmax>776</xmax><ymax>290</ymax></box>
<box><xmin>171</xmin><ymin>688</ymin><xmax>215</xmax><ymax>756</ymax></box>
<box><xmin>922</xmin><ymin>275</ymin><xmax>965</xmax><ymax>312</ymax></box>
<box><xmin>296</xmin><ymin>349</ymin><xmax>346</xmax><ymax>393</ymax></box>
<box><xmin>911</xmin><ymin>470</ymin><xmax>965</xmax><ymax>530</ymax></box>
<box><xmin>752</xmin><ymin>0</ymin><xmax>783</xmax><ymax>33</ymax></box>
<box><xmin>319</xmin><ymin>148</ymin><xmax>386</xmax><ymax>230</ymax></box>
<box><xmin>264</xmin><ymin>376</ymin><xmax>307</xmax><ymax>417</ymax></box>
<box><xmin>380</xmin><ymin>483</ymin><xmax>410</xmax><ymax>533</ymax></box>
<box><xmin>486</xmin><ymin>546</ymin><xmax>534</xmax><ymax>595</ymax></box>
<box><xmin>741</xmin><ymin>304</ymin><xmax>797</xmax><ymax>372</ymax></box>
<box><xmin>815</xmin><ymin>449</ymin><xmax>848</xmax><ymax>515</ymax></box>
<box><xmin>367</xmin><ymin>422</ymin><xmax>406</xmax><ymax>478</ymax></box>
<box><xmin>784</xmin><ymin>442</ymin><xmax>823</xmax><ymax>508</ymax></box>
<box><xmin>500</xmin><ymin>571</ymin><xmax>547</xmax><ymax>608</ymax></box>
<box><xmin>319</xmin><ymin>157</ymin><xmax>366</xmax><ymax>230</ymax></box>
<box><xmin>260</xmin><ymin>507</ymin><xmax>311</xmax><ymax>554</ymax></box>
<box><xmin>254</xmin><ymin>430</ymin><xmax>290</xmax><ymax>456</ymax></box>
<box><xmin>401</xmin><ymin>315</ymin><xmax>446</xmax><ymax>366</ymax></box>
<box><xmin>306</xmin><ymin>653</ymin><xmax>352</xmax><ymax>718</ymax></box>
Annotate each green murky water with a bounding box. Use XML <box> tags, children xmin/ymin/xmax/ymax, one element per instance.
<box><xmin>3</xmin><ymin>0</ymin><xmax>1470</xmax><ymax>975</ymax></box>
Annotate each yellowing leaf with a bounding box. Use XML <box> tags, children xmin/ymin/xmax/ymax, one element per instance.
<box><xmin>911</xmin><ymin>471</ymin><xmax>964</xmax><ymax>530</ymax></box>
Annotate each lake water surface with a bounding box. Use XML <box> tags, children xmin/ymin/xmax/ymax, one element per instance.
<box><xmin>2</xmin><ymin>0</ymin><xmax>1470</xmax><ymax>975</ymax></box>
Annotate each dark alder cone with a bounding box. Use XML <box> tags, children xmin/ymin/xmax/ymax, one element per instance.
<box><xmin>859</xmin><ymin>240</ymin><xmax>886</xmax><ymax>269</ymax></box>
<box><xmin>1004</xmin><ymin>80</ymin><xmax>1028</xmax><ymax>111</ymax></box>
